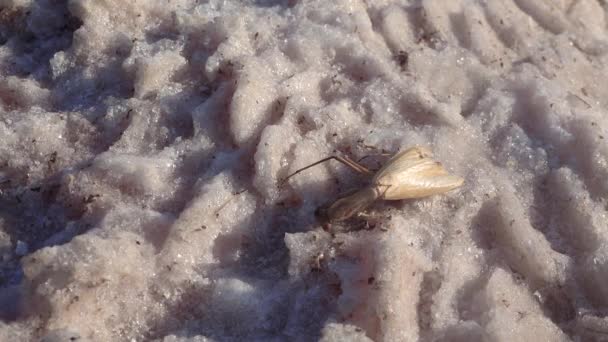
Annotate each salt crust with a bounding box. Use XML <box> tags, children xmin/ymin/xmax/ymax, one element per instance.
<box><xmin>1</xmin><ymin>0</ymin><xmax>608</xmax><ymax>341</ymax></box>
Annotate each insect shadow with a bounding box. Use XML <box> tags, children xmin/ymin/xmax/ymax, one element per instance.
<box><xmin>279</xmin><ymin>146</ymin><xmax>464</xmax><ymax>229</ymax></box>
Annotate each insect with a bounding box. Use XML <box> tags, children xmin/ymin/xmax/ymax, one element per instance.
<box><xmin>280</xmin><ymin>146</ymin><xmax>464</xmax><ymax>225</ymax></box>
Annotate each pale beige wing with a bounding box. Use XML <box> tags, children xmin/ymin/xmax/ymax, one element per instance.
<box><xmin>372</xmin><ymin>146</ymin><xmax>433</xmax><ymax>182</ymax></box>
<box><xmin>373</xmin><ymin>147</ymin><xmax>464</xmax><ymax>200</ymax></box>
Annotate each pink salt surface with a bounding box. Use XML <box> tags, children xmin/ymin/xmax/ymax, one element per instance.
<box><xmin>0</xmin><ymin>0</ymin><xmax>607</xmax><ymax>341</ymax></box>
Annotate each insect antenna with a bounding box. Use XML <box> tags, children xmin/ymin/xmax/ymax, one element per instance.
<box><xmin>279</xmin><ymin>155</ymin><xmax>373</xmax><ymax>187</ymax></box>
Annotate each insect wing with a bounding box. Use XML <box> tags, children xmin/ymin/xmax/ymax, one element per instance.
<box><xmin>372</xmin><ymin>146</ymin><xmax>433</xmax><ymax>182</ymax></box>
<box><xmin>373</xmin><ymin>147</ymin><xmax>464</xmax><ymax>200</ymax></box>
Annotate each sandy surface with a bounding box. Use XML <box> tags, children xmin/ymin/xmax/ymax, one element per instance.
<box><xmin>1</xmin><ymin>0</ymin><xmax>608</xmax><ymax>341</ymax></box>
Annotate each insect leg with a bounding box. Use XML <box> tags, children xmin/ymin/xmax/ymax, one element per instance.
<box><xmin>375</xmin><ymin>184</ymin><xmax>392</xmax><ymax>199</ymax></box>
<box><xmin>357</xmin><ymin>153</ymin><xmax>393</xmax><ymax>163</ymax></box>
<box><xmin>338</xmin><ymin>155</ymin><xmax>374</xmax><ymax>175</ymax></box>
<box><xmin>279</xmin><ymin>155</ymin><xmax>372</xmax><ymax>186</ymax></box>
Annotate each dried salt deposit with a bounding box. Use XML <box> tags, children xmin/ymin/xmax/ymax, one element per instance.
<box><xmin>1</xmin><ymin>0</ymin><xmax>608</xmax><ymax>341</ymax></box>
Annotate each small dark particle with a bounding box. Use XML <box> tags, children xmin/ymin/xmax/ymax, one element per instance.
<box><xmin>135</xmin><ymin>240</ymin><xmax>141</xmax><ymax>245</ymax></box>
<box><xmin>84</xmin><ymin>194</ymin><xmax>101</xmax><ymax>204</ymax></box>
<box><xmin>278</xmin><ymin>195</ymin><xmax>303</xmax><ymax>208</ymax></box>
<box><xmin>517</xmin><ymin>311</ymin><xmax>527</xmax><ymax>321</ymax></box>
<box><xmin>254</xmin><ymin>32</ymin><xmax>259</xmax><ymax>40</ymax></box>
<box><xmin>30</xmin><ymin>186</ymin><xmax>41</xmax><ymax>192</ymax></box>
<box><xmin>600</xmin><ymin>135</ymin><xmax>604</xmax><ymax>140</ymax></box>
<box><xmin>368</xmin><ymin>276</ymin><xmax>375</xmax><ymax>284</ymax></box>
<box><xmin>329</xmin><ymin>282</ymin><xmax>343</xmax><ymax>296</ymax></box>
<box><xmin>395</xmin><ymin>50</ymin><xmax>408</xmax><ymax>70</ymax></box>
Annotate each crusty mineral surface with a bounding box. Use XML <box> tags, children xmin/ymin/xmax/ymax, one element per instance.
<box><xmin>1</xmin><ymin>0</ymin><xmax>607</xmax><ymax>341</ymax></box>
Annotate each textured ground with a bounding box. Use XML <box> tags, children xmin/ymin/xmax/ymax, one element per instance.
<box><xmin>1</xmin><ymin>0</ymin><xmax>608</xmax><ymax>341</ymax></box>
